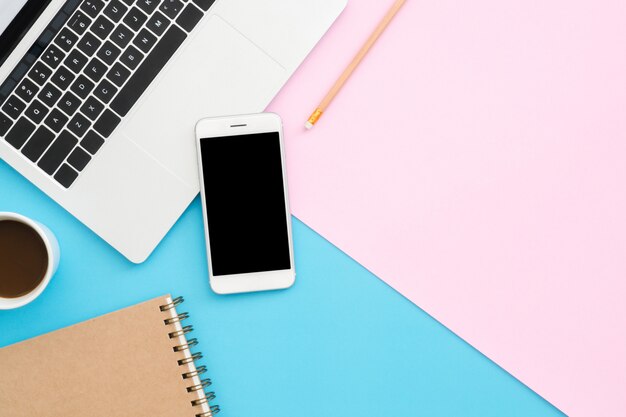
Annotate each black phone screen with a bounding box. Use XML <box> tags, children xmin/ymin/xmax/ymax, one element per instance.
<box><xmin>199</xmin><ymin>132</ymin><xmax>291</xmax><ymax>276</ymax></box>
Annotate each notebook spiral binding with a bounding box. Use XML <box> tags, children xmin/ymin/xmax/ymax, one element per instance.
<box><xmin>160</xmin><ymin>296</ymin><xmax>220</xmax><ymax>417</ymax></box>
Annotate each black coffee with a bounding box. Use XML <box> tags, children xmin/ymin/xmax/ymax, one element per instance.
<box><xmin>0</xmin><ymin>220</ymin><xmax>49</xmax><ymax>298</ymax></box>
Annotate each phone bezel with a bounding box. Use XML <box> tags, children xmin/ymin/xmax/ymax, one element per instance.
<box><xmin>195</xmin><ymin>113</ymin><xmax>295</xmax><ymax>294</ymax></box>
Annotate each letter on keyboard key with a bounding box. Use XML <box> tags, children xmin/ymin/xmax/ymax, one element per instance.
<box><xmin>24</xmin><ymin>99</ymin><xmax>49</xmax><ymax>124</ymax></box>
<box><xmin>103</xmin><ymin>0</ymin><xmax>129</xmax><ymax>23</ymax></box>
<box><xmin>54</xmin><ymin>163</ymin><xmax>79</xmax><ymax>188</ymax></box>
<box><xmin>64</xmin><ymin>49</ymin><xmax>89</xmax><ymax>73</ymax></box>
<box><xmin>110</xmin><ymin>24</ymin><xmax>133</xmax><ymax>49</ymax></box>
<box><xmin>67</xmin><ymin>113</ymin><xmax>91</xmax><ymax>138</ymax></box>
<box><xmin>94</xmin><ymin>109</ymin><xmax>121</xmax><ymax>138</ymax></box>
<box><xmin>146</xmin><ymin>12</ymin><xmax>170</xmax><ymax>37</ymax></box>
<box><xmin>137</xmin><ymin>0</ymin><xmax>159</xmax><ymax>15</ymax></box>
<box><xmin>106</xmin><ymin>63</ymin><xmax>131</xmax><ymax>87</ymax></box>
<box><xmin>132</xmin><ymin>29</ymin><xmax>157</xmax><ymax>54</ymax></box>
<box><xmin>44</xmin><ymin>108</ymin><xmax>69</xmax><ymax>133</ymax></box>
<box><xmin>76</xmin><ymin>32</ymin><xmax>102</xmax><ymax>56</ymax></box>
<box><xmin>80</xmin><ymin>96</ymin><xmax>104</xmax><ymax>121</ymax></box>
<box><xmin>91</xmin><ymin>15</ymin><xmax>115</xmax><ymax>39</ymax></box>
<box><xmin>123</xmin><ymin>7</ymin><xmax>148</xmax><ymax>31</ymax></box>
<box><xmin>5</xmin><ymin>117</ymin><xmax>36</xmax><ymax>149</ymax></box>
<box><xmin>110</xmin><ymin>26</ymin><xmax>186</xmax><ymax>117</ymax></box>
<box><xmin>38</xmin><ymin>130</ymin><xmax>78</xmax><ymax>175</ymax></box>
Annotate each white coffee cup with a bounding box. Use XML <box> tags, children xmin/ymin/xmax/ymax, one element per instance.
<box><xmin>0</xmin><ymin>212</ymin><xmax>60</xmax><ymax>310</ymax></box>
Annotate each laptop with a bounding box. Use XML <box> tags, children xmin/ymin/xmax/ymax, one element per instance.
<box><xmin>0</xmin><ymin>0</ymin><xmax>346</xmax><ymax>263</ymax></box>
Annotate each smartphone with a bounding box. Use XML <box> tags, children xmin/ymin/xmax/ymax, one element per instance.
<box><xmin>195</xmin><ymin>113</ymin><xmax>295</xmax><ymax>294</ymax></box>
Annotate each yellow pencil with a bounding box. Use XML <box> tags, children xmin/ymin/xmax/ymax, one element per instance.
<box><xmin>305</xmin><ymin>0</ymin><xmax>406</xmax><ymax>129</ymax></box>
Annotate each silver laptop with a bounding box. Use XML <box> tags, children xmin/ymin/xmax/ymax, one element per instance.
<box><xmin>0</xmin><ymin>0</ymin><xmax>346</xmax><ymax>262</ymax></box>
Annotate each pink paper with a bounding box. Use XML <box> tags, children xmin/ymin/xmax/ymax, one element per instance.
<box><xmin>268</xmin><ymin>1</ymin><xmax>626</xmax><ymax>415</ymax></box>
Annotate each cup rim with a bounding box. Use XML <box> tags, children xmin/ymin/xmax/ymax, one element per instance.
<box><xmin>0</xmin><ymin>212</ymin><xmax>55</xmax><ymax>309</ymax></box>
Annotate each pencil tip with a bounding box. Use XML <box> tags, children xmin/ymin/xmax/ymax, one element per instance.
<box><xmin>304</xmin><ymin>122</ymin><xmax>314</xmax><ymax>130</ymax></box>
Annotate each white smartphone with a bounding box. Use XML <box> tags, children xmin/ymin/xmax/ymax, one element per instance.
<box><xmin>195</xmin><ymin>113</ymin><xmax>295</xmax><ymax>294</ymax></box>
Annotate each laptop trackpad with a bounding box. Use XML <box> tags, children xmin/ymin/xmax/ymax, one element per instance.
<box><xmin>122</xmin><ymin>14</ymin><xmax>286</xmax><ymax>188</ymax></box>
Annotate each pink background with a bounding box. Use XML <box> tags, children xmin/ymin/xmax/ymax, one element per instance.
<box><xmin>269</xmin><ymin>0</ymin><xmax>626</xmax><ymax>415</ymax></box>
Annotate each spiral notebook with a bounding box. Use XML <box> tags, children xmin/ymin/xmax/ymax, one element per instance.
<box><xmin>0</xmin><ymin>295</ymin><xmax>219</xmax><ymax>417</ymax></box>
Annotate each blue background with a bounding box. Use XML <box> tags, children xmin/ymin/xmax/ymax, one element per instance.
<box><xmin>0</xmin><ymin>159</ymin><xmax>564</xmax><ymax>417</ymax></box>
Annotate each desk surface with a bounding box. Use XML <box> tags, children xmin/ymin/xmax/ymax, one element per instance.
<box><xmin>0</xmin><ymin>160</ymin><xmax>563</xmax><ymax>417</ymax></box>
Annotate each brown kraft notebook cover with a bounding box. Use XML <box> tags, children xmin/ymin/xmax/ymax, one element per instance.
<box><xmin>0</xmin><ymin>295</ymin><xmax>218</xmax><ymax>417</ymax></box>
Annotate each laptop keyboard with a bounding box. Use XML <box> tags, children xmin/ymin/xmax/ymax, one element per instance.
<box><xmin>0</xmin><ymin>0</ymin><xmax>215</xmax><ymax>188</ymax></box>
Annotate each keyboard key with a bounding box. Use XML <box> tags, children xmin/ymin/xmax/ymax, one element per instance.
<box><xmin>111</xmin><ymin>26</ymin><xmax>186</xmax><ymax>117</ymax></box>
<box><xmin>24</xmin><ymin>99</ymin><xmax>49</xmax><ymax>124</ymax></box>
<box><xmin>160</xmin><ymin>0</ymin><xmax>184</xmax><ymax>19</ymax></box>
<box><xmin>21</xmin><ymin>126</ymin><xmax>55</xmax><ymax>162</ymax></box>
<box><xmin>93</xmin><ymin>79</ymin><xmax>118</xmax><ymax>103</ymax></box>
<box><xmin>110</xmin><ymin>24</ymin><xmax>133</xmax><ymax>49</ymax></box>
<box><xmin>176</xmin><ymin>4</ymin><xmax>203</xmax><ymax>33</ymax></box>
<box><xmin>84</xmin><ymin>58</ymin><xmax>107</xmax><ymax>82</ymax></box>
<box><xmin>0</xmin><ymin>79</ymin><xmax>17</xmax><ymax>101</ymax></box>
<box><xmin>94</xmin><ymin>109</ymin><xmax>121</xmax><ymax>138</ymax></box>
<box><xmin>54</xmin><ymin>28</ymin><xmax>79</xmax><ymax>52</ymax></box>
<box><xmin>41</xmin><ymin>45</ymin><xmax>66</xmax><ymax>69</ymax></box>
<box><xmin>63</xmin><ymin>0</ymin><xmax>82</xmax><ymax>15</ymax></box>
<box><xmin>67</xmin><ymin>11</ymin><xmax>92</xmax><ymax>36</ymax></box>
<box><xmin>80</xmin><ymin>130</ymin><xmax>105</xmax><ymax>154</ymax></box>
<box><xmin>81</xmin><ymin>0</ymin><xmax>105</xmax><ymax>18</ymax></box>
<box><xmin>106</xmin><ymin>63</ymin><xmax>131</xmax><ymax>87</ymax></box>
<box><xmin>35</xmin><ymin>30</ymin><xmax>55</xmax><ymax>51</ymax></box>
<box><xmin>23</xmin><ymin>52</ymin><xmax>37</xmax><ymax>65</ymax></box>
<box><xmin>54</xmin><ymin>164</ymin><xmax>79</xmax><ymax>188</ymax></box>
<box><xmin>5</xmin><ymin>117</ymin><xmax>36</xmax><ymax>149</ymax></box>
<box><xmin>38</xmin><ymin>83</ymin><xmax>62</xmax><ymax>107</ymax></box>
<box><xmin>137</xmin><ymin>0</ymin><xmax>159</xmax><ymax>15</ymax></box>
<box><xmin>9</xmin><ymin>62</ymin><xmax>29</xmax><ymax>83</ymax></box>
<box><xmin>58</xmin><ymin>91</ymin><xmax>81</xmax><ymax>116</ymax></box>
<box><xmin>64</xmin><ymin>49</ymin><xmax>89</xmax><ymax>73</ymax></box>
<box><xmin>50</xmin><ymin>11</ymin><xmax>69</xmax><ymax>32</ymax></box>
<box><xmin>2</xmin><ymin>96</ymin><xmax>26</xmax><ymax>119</ymax></box>
<box><xmin>67</xmin><ymin>146</ymin><xmax>91</xmax><ymax>171</ymax></box>
<box><xmin>28</xmin><ymin>62</ymin><xmax>53</xmax><ymax>86</ymax></box>
<box><xmin>147</xmin><ymin>12</ymin><xmax>170</xmax><ymax>37</ymax></box>
<box><xmin>77</xmin><ymin>31</ymin><xmax>102</xmax><ymax>56</ymax></box>
<box><xmin>97</xmin><ymin>41</ymin><xmax>121</xmax><ymax>65</ymax></box>
<box><xmin>80</xmin><ymin>96</ymin><xmax>104</xmax><ymax>121</ymax></box>
<box><xmin>67</xmin><ymin>113</ymin><xmax>91</xmax><ymax>138</ymax></box>
<box><xmin>0</xmin><ymin>112</ymin><xmax>13</xmax><ymax>136</ymax></box>
<box><xmin>103</xmin><ymin>0</ymin><xmax>129</xmax><ymax>23</ymax></box>
<box><xmin>51</xmin><ymin>66</ymin><xmax>75</xmax><ymax>90</ymax></box>
<box><xmin>39</xmin><ymin>130</ymin><xmax>78</xmax><ymax>175</ymax></box>
<box><xmin>124</xmin><ymin>7</ymin><xmax>148</xmax><ymax>32</ymax></box>
<box><xmin>120</xmin><ymin>0</ymin><xmax>134</xmax><ymax>5</ymax></box>
<box><xmin>120</xmin><ymin>45</ymin><xmax>144</xmax><ymax>70</ymax></box>
<box><xmin>70</xmin><ymin>75</ymin><xmax>95</xmax><ymax>98</ymax></box>
<box><xmin>91</xmin><ymin>15</ymin><xmax>115</xmax><ymax>39</ymax></box>
<box><xmin>132</xmin><ymin>29</ymin><xmax>157</xmax><ymax>54</ymax></box>
<box><xmin>15</xmin><ymin>79</ymin><xmax>39</xmax><ymax>103</ymax></box>
<box><xmin>44</xmin><ymin>108</ymin><xmax>69</xmax><ymax>132</ymax></box>
<box><xmin>192</xmin><ymin>0</ymin><xmax>215</xmax><ymax>12</ymax></box>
